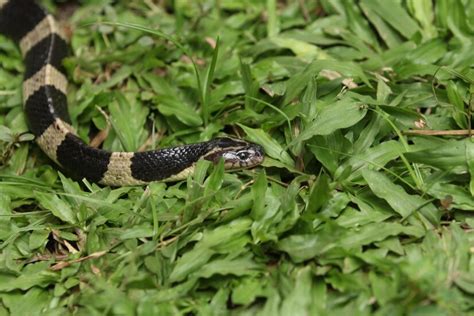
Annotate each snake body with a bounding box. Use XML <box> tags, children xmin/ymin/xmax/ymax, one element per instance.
<box><xmin>0</xmin><ymin>0</ymin><xmax>264</xmax><ymax>186</ymax></box>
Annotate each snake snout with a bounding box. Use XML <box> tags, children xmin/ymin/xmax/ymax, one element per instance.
<box><xmin>203</xmin><ymin>138</ymin><xmax>264</xmax><ymax>170</ymax></box>
<box><xmin>248</xmin><ymin>144</ymin><xmax>264</xmax><ymax>163</ymax></box>
<box><xmin>237</xmin><ymin>143</ymin><xmax>265</xmax><ymax>168</ymax></box>
<box><xmin>252</xmin><ymin>144</ymin><xmax>264</xmax><ymax>158</ymax></box>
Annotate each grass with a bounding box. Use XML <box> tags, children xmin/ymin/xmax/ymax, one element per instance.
<box><xmin>0</xmin><ymin>0</ymin><xmax>473</xmax><ymax>315</ymax></box>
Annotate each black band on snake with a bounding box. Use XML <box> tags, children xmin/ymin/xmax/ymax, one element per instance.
<box><xmin>0</xmin><ymin>0</ymin><xmax>264</xmax><ymax>186</ymax></box>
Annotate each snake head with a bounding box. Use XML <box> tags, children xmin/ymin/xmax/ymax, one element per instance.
<box><xmin>204</xmin><ymin>137</ymin><xmax>264</xmax><ymax>170</ymax></box>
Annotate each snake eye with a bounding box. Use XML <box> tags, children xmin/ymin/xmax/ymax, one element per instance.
<box><xmin>237</xmin><ymin>151</ymin><xmax>250</xmax><ymax>161</ymax></box>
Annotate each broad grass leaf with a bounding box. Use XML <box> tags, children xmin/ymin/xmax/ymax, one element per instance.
<box><xmin>261</xmin><ymin>157</ymin><xmax>299</xmax><ymax>174</ymax></box>
<box><xmin>344</xmin><ymin>2</ymin><xmax>378</xmax><ymax>49</ymax></box>
<box><xmin>0</xmin><ymin>125</ymin><xmax>13</xmax><ymax>142</ymax></box>
<box><xmin>378</xmin><ymin>105</ymin><xmax>422</xmax><ymax>127</ymax></box>
<box><xmin>444</xmin><ymin>0</ymin><xmax>472</xmax><ymax>39</ymax></box>
<box><xmin>97</xmin><ymin>66</ymin><xmax>132</xmax><ymax>90</ymax></box>
<box><xmin>271</xmin><ymin>37</ymin><xmax>321</xmax><ymax>62</ymax></box>
<box><xmin>192</xmin><ymin>159</ymin><xmax>211</xmax><ymax>185</ymax></box>
<box><xmin>193</xmin><ymin>254</ymin><xmax>262</xmax><ymax>279</ymax></box>
<box><xmin>318</xmin><ymin>191</ymin><xmax>350</xmax><ymax>220</ymax></box>
<box><xmin>156</xmin><ymin>96</ymin><xmax>203</xmax><ymax>127</ymax></box>
<box><xmin>170</xmin><ymin>218</ymin><xmax>251</xmax><ymax>282</ymax></box>
<box><xmin>375</xmin><ymin>237</ymin><xmax>404</xmax><ymax>255</ymax></box>
<box><xmin>282</xmin><ymin>60</ymin><xmax>370</xmax><ymax>105</ymax></box>
<box><xmin>360</xmin><ymin>0</ymin><xmax>420</xmax><ymax>39</ymax></box>
<box><xmin>120</xmin><ymin>225</ymin><xmax>154</xmax><ymax>239</ymax></box>
<box><xmin>316</xmin><ymin>59</ymin><xmax>371</xmax><ymax>87</ymax></box>
<box><xmin>238</xmin><ymin>125</ymin><xmax>294</xmax><ymax>167</ymax></box>
<box><xmin>218</xmin><ymin>193</ymin><xmax>253</xmax><ymax>223</ymax></box>
<box><xmin>146</xmin><ymin>279</ymin><xmax>198</xmax><ymax>303</ymax></box>
<box><xmin>307</xmin><ymin>135</ymin><xmax>347</xmax><ymax>174</ymax></box>
<box><xmin>343</xmin><ymin>140</ymin><xmax>404</xmax><ymax>179</ymax></box>
<box><xmin>240</xmin><ymin>59</ymin><xmax>259</xmax><ymax>108</ymax></box>
<box><xmin>338</xmin><ymin>222</ymin><xmax>425</xmax><ymax>249</ymax></box>
<box><xmin>34</xmin><ymin>191</ymin><xmax>77</xmax><ymax>224</ymax></box>
<box><xmin>278</xmin><ymin>222</ymin><xmax>423</xmax><ymax>263</ymax></box>
<box><xmin>169</xmin><ymin>248</ymin><xmax>214</xmax><ymax>283</ymax></box>
<box><xmin>231</xmin><ymin>278</ymin><xmax>265</xmax><ymax>306</ymax></box>
<box><xmin>376</xmin><ymin>77</ymin><xmax>391</xmax><ymax>103</ymax></box>
<box><xmin>212</xmin><ymin>234</ymin><xmax>251</xmax><ymax>255</ymax></box>
<box><xmin>362</xmin><ymin>169</ymin><xmax>439</xmax><ymax>224</ymax></box>
<box><xmin>310</xmin><ymin>281</ymin><xmax>327</xmax><ymax>314</ymax></box>
<box><xmin>0</xmin><ymin>263</ymin><xmax>58</xmax><ymax>291</ymax></box>
<box><xmin>467</xmin><ymin>141</ymin><xmax>474</xmax><ymax>195</ymax></box>
<box><xmin>305</xmin><ymin>174</ymin><xmax>331</xmax><ymax>216</ymax></box>
<box><xmin>0</xmin><ymin>179</ymin><xmax>50</xmax><ymax>199</ymax></box>
<box><xmin>369</xmin><ymin>271</ymin><xmax>398</xmax><ymax>305</ymax></box>
<box><xmin>142</xmin><ymin>73</ymin><xmax>202</xmax><ymax>126</ymax></box>
<box><xmin>405</xmin><ymin>38</ymin><xmax>447</xmax><ymax>64</ymax></box>
<box><xmin>290</xmin><ymin>98</ymin><xmax>367</xmax><ymax>147</ymax></box>
<box><xmin>275</xmin><ymin>180</ymin><xmax>300</xmax><ymax>233</ymax></box>
<box><xmin>266</xmin><ymin>0</ymin><xmax>279</xmax><ymax>37</ymax></box>
<box><xmin>109</xmin><ymin>92</ymin><xmax>148</xmax><ymax>152</ymax></box>
<box><xmin>9</xmin><ymin>144</ymin><xmax>28</xmax><ymax>175</ymax></box>
<box><xmin>58</xmin><ymin>172</ymin><xmax>82</xmax><ymax>194</ymax></box>
<box><xmin>1</xmin><ymin>288</ymin><xmax>51</xmax><ymax>315</ymax></box>
<box><xmin>251</xmin><ymin>178</ymin><xmax>300</xmax><ymax>243</ymax></box>
<box><xmin>277</xmin><ymin>223</ymin><xmax>343</xmax><ymax>262</ymax></box>
<box><xmin>204</xmin><ymin>159</ymin><xmax>224</xmax><ymax>195</ymax></box>
<box><xmin>359</xmin><ymin>2</ymin><xmax>403</xmax><ymax>48</ymax></box>
<box><xmin>400</xmin><ymin>225</ymin><xmax>472</xmax><ymax>298</ymax></box>
<box><xmin>251</xmin><ymin>189</ymin><xmax>281</xmax><ymax>243</ymax></box>
<box><xmin>335</xmin><ymin>205</ymin><xmax>392</xmax><ymax>228</ymax></box>
<box><xmin>300</xmin><ymin>75</ymin><xmax>318</xmax><ymax>120</ymax></box>
<box><xmin>0</xmin><ymin>195</ymin><xmax>11</xmax><ymax>237</ymax></box>
<box><xmin>202</xmin><ymin>218</ymin><xmax>252</xmax><ymax>247</ymax></box>
<box><xmin>427</xmin><ymin>183</ymin><xmax>474</xmax><ymax>211</ymax></box>
<box><xmin>455</xmin><ymin>274</ymin><xmax>474</xmax><ymax>294</ymax></box>
<box><xmin>447</xmin><ymin>80</ymin><xmax>468</xmax><ymax>129</ymax></box>
<box><xmin>28</xmin><ymin>229</ymin><xmax>50</xmax><ymax>250</ymax></box>
<box><xmin>407</xmin><ymin>0</ymin><xmax>437</xmax><ymax>39</ymax></box>
<box><xmin>394</xmin><ymin>62</ymin><xmax>439</xmax><ymax>79</ymax></box>
<box><xmin>406</xmin><ymin>139</ymin><xmax>469</xmax><ymax>173</ymax></box>
<box><xmin>280</xmin><ymin>267</ymin><xmax>313</xmax><ymax>315</ymax></box>
<box><xmin>251</xmin><ymin>171</ymin><xmax>267</xmax><ymax>221</ymax></box>
<box><xmin>201</xmin><ymin>37</ymin><xmax>220</xmax><ymax>125</ymax></box>
<box><xmin>277</xmin><ymin>233</ymin><xmax>335</xmax><ymax>262</ymax></box>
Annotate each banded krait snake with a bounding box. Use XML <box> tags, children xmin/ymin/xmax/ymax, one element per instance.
<box><xmin>0</xmin><ymin>0</ymin><xmax>264</xmax><ymax>186</ymax></box>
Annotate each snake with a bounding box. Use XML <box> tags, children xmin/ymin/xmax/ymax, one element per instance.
<box><xmin>0</xmin><ymin>0</ymin><xmax>264</xmax><ymax>186</ymax></box>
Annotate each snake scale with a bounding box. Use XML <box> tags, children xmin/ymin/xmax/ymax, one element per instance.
<box><xmin>0</xmin><ymin>0</ymin><xmax>264</xmax><ymax>186</ymax></box>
